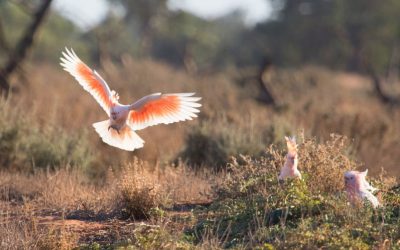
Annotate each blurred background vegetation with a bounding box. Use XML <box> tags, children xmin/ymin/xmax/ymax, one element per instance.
<box><xmin>0</xmin><ymin>0</ymin><xmax>399</xmax><ymax>178</ymax></box>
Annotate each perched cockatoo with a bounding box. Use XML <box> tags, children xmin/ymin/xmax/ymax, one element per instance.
<box><xmin>344</xmin><ymin>169</ymin><xmax>380</xmax><ymax>208</ymax></box>
<box><xmin>60</xmin><ymin>48</ymin><xmax>201</xmax><ymax>151</ymax></box>
<box><xmin>279</xmin><ymin>136</ymin><xmax>301</xmax><ymax>180</ymax></box>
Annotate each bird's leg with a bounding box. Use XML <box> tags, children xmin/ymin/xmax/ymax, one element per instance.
<box><xmin>108</xmin><ymin>125</ymin><xmax>120</xmax><ymax>134</ymax></box>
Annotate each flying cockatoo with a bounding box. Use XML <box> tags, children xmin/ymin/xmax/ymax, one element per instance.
<box><xmin>344</xmin><ymin>169</ymin><xmax>380</xmax><ymax>208</ymax></box>
<box><xmin>279</xmin><ymin>136</ymin><xmax>301</xmax><ymax>180</ymax></box>
<box><xmin>60</xmin><ymin>48</ymin><xmax>201</xmax><ymax>151</ymax></box>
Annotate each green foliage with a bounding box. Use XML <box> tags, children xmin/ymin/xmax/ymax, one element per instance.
<box><xmin>241</xmin><ymin>0</ymin><xmax>400</xmax><ymax>74</ymax></box>
<box><xmin>0</xmin><ymin>2</ymin><xmax>88</xmax><ymax>64</ymax></box>
<box><xmin>188</xmin><ymin>135</ymin><xmax>400</xmax><ymax>249</ymax></box>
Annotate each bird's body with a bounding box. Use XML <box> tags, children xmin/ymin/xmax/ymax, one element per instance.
<box><xmin>60</xmin><ymin>48</ymin><xmax>201</xmax><ymax>151</ymax></box>
<box><xmin>109</xmin><ymin>104</ymin><xmax>130</xmax><ymax>132</ymax></box>
<box><xmin>279</xmin><ymin>136</ymin><xmax>301</xmax><ymax>180</ymax></box>
<box><xmin>344</xmin><ymin>169</ymin><xmax>380</xmax><ymax>208</ymax></box>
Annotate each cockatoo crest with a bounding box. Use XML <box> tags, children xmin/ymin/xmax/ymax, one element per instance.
<box><xmin>111</xmin><ymin>90</ymin><xmax>120</xmax><ymax>102</ymax></box>
<box><xmin>285</xmin><ymin>136</ymin><xmax>297</xmax><ymax>156</ymax></box>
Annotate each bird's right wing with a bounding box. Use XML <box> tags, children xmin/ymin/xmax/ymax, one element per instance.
<box><xmin>361</xmin><ymin>191</ymin><xmax>381</xmax><ymax>208</ymax></box>
<box><xmin>127</xmin><ymin>93</ymin><xmax>201</xmax><ymax>130</ymax></box>
<box><xmin>60</xmin><ymin>48</ymin><xmax>113</xmax><ymax>115</ymax></box>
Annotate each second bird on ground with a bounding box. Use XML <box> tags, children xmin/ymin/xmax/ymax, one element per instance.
<box><xmin>279</xmin><ymin>136</ymin><xmax>301</xmax><ymax>181</ymax></box>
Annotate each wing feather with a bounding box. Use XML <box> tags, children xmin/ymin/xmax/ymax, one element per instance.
<box><xmin>60</xmin><ymin>48</ymin><xmax>113</xmax><ymax>115</ymax></box>
<box><xmin>128</xmin><ymin>93</ymin><xmax>201</xmax><ymax>130</ymax></box>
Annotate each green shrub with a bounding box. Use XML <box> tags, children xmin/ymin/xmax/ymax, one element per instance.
<box><xmin>190</xmin><ymin>134</ymin><xmax>400</xmax><ymax>249</ymax></box>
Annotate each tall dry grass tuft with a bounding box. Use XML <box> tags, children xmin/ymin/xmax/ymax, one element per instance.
<box><xmin>117</xmin><ymin>159</ymin><xmax>162</xmax><ymax>219</ymax></box>
<box><xmin>298</xmin><ymin>134</ymin><xmax>356</xmax><ymax>193</ymax></box>
<box><xmin>115</xmin><ymin>157</ymin><xmax>214</xmax><ymax>219</ymax></box>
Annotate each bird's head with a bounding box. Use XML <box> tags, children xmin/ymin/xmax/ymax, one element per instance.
<box><xmin>344</xmin><ymin>170</ymin><xmax>366</xmax><ymax>192</ymax></box>
<box><xmin>111</xmin><ymin>110</ymin><xmax>120</xmax><ymax>120</ymax></box>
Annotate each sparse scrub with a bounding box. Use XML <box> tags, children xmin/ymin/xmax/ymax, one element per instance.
<box><xmin>190</xmin><ymin>134</ymin><xmax>400</xmax><ymax>248</ymax></box>
<box><xmin>0</xmin><ymin>202</ymin><xmax>79</xmax><ymax>250</ymax></box>
<box><xmin>0</xmin><ymin>56</ymin><xmax>400</xmax><ymax>249</ymax></box>
<box><xmin>0</xmin><ymin>98</ymin><xmax>94</xmax><ymax>171</ymax></box>
<box><xmin>180</xmin><ymin>114</ymin><xmax>292</xmax><ymax>169</ymax></box>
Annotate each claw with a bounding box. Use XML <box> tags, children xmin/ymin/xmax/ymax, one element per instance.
<box><xmin>108</xmin><ymin>125</ymin><xmax>120</xmax><ymax>134</ymax></box>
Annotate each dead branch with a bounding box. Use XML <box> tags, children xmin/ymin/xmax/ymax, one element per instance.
<box><xmin>0</xmin><ymin>0</ymin><xmax>53</xmax><ymax>94</ymax></box>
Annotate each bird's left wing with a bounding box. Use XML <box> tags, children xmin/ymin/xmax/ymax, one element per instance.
<box><xmin>60</xmin><ymin>48</ymin><xmax>113</xmax><ymax>115</ymax></box>
<box><xmin>360</xmin><ymin>191</ymin><xmax>381</xmax><ymax>208</ymax></box>
<box><xmin>127</xmin><ymin>93</ymin><xmax>201</xmax><ymax>130</ymax></box>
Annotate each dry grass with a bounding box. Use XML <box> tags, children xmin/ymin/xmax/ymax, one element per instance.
<box><xmin>117</xmin><ymin>159</ymin><xmax>163</xmax><ymax>219</ymax></box>
<box><xmin>0</xmin><ymin>158</ymin><xmax>216</xmax><ymax>248</ymax></box>
<box><xmin>115</xmin><ymin>157</ymin><xmax>215</xmax><ymax>219</ymax></box>
<box><xmin>0</xmin><ymin>202</ymin><xmax>79</xmax><ymax>250</ymax></box>
<box><xmin>298</xmin><ymin>134</ymin><xmax>356</xmax><ymax>193</ymax></box>
<box><xmin>7</xmin><ymin>57</ymin><xmax>400</xmax><ymax>177</ymax></box>
<box><xmin>1</xmin><ymin>55</ymin><xmax>400</xmax><ymax>248</ymax></box>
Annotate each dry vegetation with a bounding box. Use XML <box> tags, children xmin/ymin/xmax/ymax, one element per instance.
<box><xmin>0</xmin><ymin>57</ymin><xmax>400</xmax><ymax>248</ymax></box>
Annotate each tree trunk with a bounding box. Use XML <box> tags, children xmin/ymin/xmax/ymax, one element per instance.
<box><xmin>258</xmin><ymin>58</ymin><xmax>276</xmax><ymax>106</ymax></box>
<box><xmin>0</xmin><ymin>0</ymin><xmax>53</xmax><ymax>94</ymax></box>
<box><xmin>365</xmin><ymin>62</ymin><xmax>399</xmax><ymax>106</ymax></box>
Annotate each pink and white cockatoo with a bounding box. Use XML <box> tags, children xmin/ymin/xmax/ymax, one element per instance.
<box><xmin>344</xmin><ymin>169</ymin><xmax>380</xmax><ymax>208</ymax></box>
<box><xmin>60</xmin><ymin>48</ymin><xmax>201</xmax><ymax>151</ymax></box>
<box><xmin>279</xmin><ymin>136</ymin><xmax>301</xmax><ymax>180</ymax></box>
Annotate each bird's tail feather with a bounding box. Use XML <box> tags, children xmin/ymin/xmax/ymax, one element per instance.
<box><xmin>92</xmin><ymin>120</ymin><xmax>144</xmax><ymax>151</ymax></box>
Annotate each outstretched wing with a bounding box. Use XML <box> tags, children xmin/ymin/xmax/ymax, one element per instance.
<box><xmin>60</xmin><ymin>48</ymin><xmax>113</xmax><ymax>115</ymax></box>
<box><xmin>127</xmin><ymin>93</ymin><xmax>201</xmax><ymax>130</ymax></box>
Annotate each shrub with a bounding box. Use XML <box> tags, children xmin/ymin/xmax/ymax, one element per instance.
<box><xmin>190</xmin><ymin>134</ymin><xmax>400</xmax><ymax>248</ymax></box>
<box><xmin>117</xmin><ymin>159</ymin><xmax>162</xmax><ymax>219</ymax></box>
<box><xmin>179</xmin><ymin>114</ymin><xmax>292</xmax><ymax>170</ymax></box>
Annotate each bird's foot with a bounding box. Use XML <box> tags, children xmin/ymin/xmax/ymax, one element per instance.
<box><xmin>108</xmin><ymin>125</ymin><xmax>120</xmax><ymax>134</ymax></box>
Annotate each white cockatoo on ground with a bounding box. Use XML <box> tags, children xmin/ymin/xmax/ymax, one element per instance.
<box><xmin>60</xmin><ymin>48</ymin><xmax>201</xmax><ymax>151</ymax></box>
<box><xmin>344</xmin><ymin>169</ymin><xmax>380</xmax><ymax>208</ymax></box>
<box><xmin>279</xmin><ymin>136</ymin><xmax>301</xmax><ymax>180</ymax></box>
